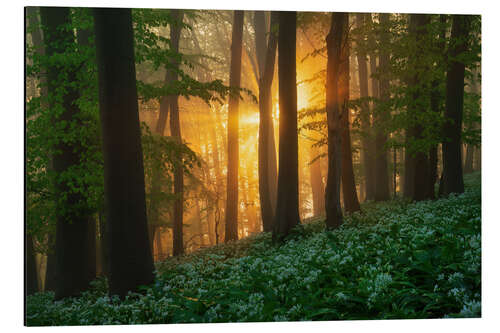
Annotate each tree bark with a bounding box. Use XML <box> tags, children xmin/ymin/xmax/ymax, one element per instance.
<box><xmin>339</xmin><ymin>15</ymin><xmax>361</xmax><ymax>213</ymax></box>
<box><xmin>309</xmin><ymin>144</ymin><xmax>325</xmax><ymax>217</ymax></box>
<box><xmin>428</xmin><ymin>15</ymin><xmax>448</xmax><ymax>198</ymax></box>
<box><xmin>25</xmin><ymin>6</ymin><xmax>41</xmax><ymax>297</ymax></box>
<box><xmin>355</xmin><ymin>14</ymin><xmax>375</xmax><ymax>202</ymax></box>
<box><xmin>256</xmin><ymin>11</ymin><xmax>279</xmax><ymax>232</ymax></box>
<box><xmin>373</xmin><ymin>13</ymin><xmax>391</xmax><ymax>202</ymax></box>
<box><xmin>40</xmin><ymin>7</ymin><xmax>93</xmax><ymax>300</ymax></box>
<box><xmin>463</xmin><ymin>144</ymin><xmax>474</xmax><ymax>173</ymax></box>
<box><xmin>441</xmin><ymin>15</ymin><xmax>470</xmax><ymax>195</ymax></box>
<box><xmin>225</xmin><ymin>11</ymin><xmax>244</xmax><ymax>242</ymax></box>
<box><xmin>93</xmin><ymin>7</ymin><xmax>155</xmax><ymax>298</ymax></box>
<box><xmin>26</xmin><ymin>234</ymin><xmax>38</xmax><ymax>296</ymax></box>
<box><xmin>168</xmin><ymin>10</ymin><xmax>185</xmax><ymax>256</ymax></box>
<box><xmin>273</xmin><ymin>11</ymin><xmax>301</xmax><ymax>240</ymax></box>
<box><xmin>324</xmin><ymin>13</ymin><xmax>346</xmax><ymax>229</ymax></box>
<box><xmin>77</xmin><ymin>17</ymin><xmax>97</xmax><ymax>285</ymax></box>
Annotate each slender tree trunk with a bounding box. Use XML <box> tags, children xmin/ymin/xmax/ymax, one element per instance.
<box><xmin>26</xmin><ymin>234</ymin><xmax>38</xmax><ymax>296</ymax></box>
<box><xmin>93</xmin><ymin>8</ymin><xmax>155</xmax><ymax>298</ymax></box>
<box><xmin>412</xmin><ymin>14</ymin><xmax>432</xmax><ymax>202</ymax></box>
<box><xmin>148</xmin><ymin>224</ymin><xmax>157</xmax><ymax>260</ymax></box>
<box><xmin>428</xmin><ymin>15</ymin><xmax>448</xmax><ymax>199</ymax></box>
<box><xmin>225</xmin><ymin>11</ymin><xmax>244</xmax><ymax>242</ymax></box>
<box><xmin>245</xmin><ymin>163</ymin><xmax>258</xmax><ymax>233</ymax></box>
<box><xmin>339</xmin><ymin>16</ymin><xmax>361</xmax><ymax>213</ymax></box>
<box><xmin>77</xmin><ymin>18</ymin><xmax>97</xmax><ymax>285</ymax></box>
<box><xmin>256</xmin><ymin>11</ymin><xmax>279</xmax><ymax>232</ymax></box>
<box><xmin>441</xmin><ymin>15</ymin><xmax>470</xmax><ymax>195</ymax></box>
<box><xmin>209</xmin><ymin>113</ymin><xmax>221</xmax><ymax>244</ymax></box>
<box><xmin>393</xmin><ymin>146</ymin><xmax>398</xmax><ymax>196</ymax></box>
<box><xmin>25</xmin><ymin>6</ymin><xmax>41</xmax><ymax>297</ymax></box>
<box><xmin>403</xmin><ymin>140</ymin><xmax>416</xmax><ymax>199</ymax></box>
<box><xmin>40</xmin><ymin>7</ymin><xmax>93</xmax><ymax>300</ymax></box>
<box><xmin>97</xmin><ymin>211</ymin><xmax>109</xmax><ymax>278</ymax></box>
<box><xmin>168</xmin><ymin>10</ymin><xmax>186</xmax><ymax>255</ymax></box>
<box><xmin>86</xmin><ymin>216</ymin><xmax>97</xmax><ymax>283</ymax></box>
<box><xmin>156</xmin><ymin>228</ymin><xmax>164</xmax><ymax>260</ymax></box>
<box><xmin>324</xmin><ymin>12</ymin><xmax>346</xmax><ymax>229</ymax></box>
<box><xmin>463</xmin><ymin>144</ymin><xmax>474</xmax><ymax>173</ymax></box>
<box><xmin>309</xmin><ymin>144</ymin><xmax>325</xmax><ymax>217</ymax></box>
<box><xmin>273</xmin><ymin>11</ymin><xmax>301</xmax><ymax>240</ymax></box>
<box><xmin>373</xmin><ymin>13</ymin><xmax>391</xmax><ymax>202</ymax></box>
<box><xmin>355</xmin><ymin>14</ymin><xmax>375</xmax><ymax>202</ymax></box>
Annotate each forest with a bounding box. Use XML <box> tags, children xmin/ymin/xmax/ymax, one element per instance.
<box><xmin>25</xmin><ymin>7</ymin><xmax>481</xmax><ymax>325</ymax></box>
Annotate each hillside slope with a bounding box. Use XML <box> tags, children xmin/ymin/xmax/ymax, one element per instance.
<box><xmin>26</xmin><ymin>172</ymin><xmax>481</xmax><ymax>325</ymax></box>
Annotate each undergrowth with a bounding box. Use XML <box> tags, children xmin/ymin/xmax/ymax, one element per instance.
<box><xmin>26</xmin><ymin>172</ymin><xmax>481</xmax><ymax>326</ymax></box>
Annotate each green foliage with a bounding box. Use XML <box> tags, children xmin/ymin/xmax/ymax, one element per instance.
<box><xmin>141</xmin><ymin>122</ymin><xmax>200</xmax><ymax>228</ymax></box>
<box><xmin>133</xmin><ymin>8</ymin><xmax>255</xmax><ymax>106</ymax></box>
<box><xmin>26</xmin><ymin>8</ymin><xmax>103</xmax><ymax>252</ymax></box>
<box><xmin>26</xmin><ymin>173</ymin><xmax>481</xmax><ymax>325</ymax></box>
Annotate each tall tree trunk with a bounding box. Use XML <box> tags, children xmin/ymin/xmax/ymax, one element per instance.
<box><xmin>463</xmin><ymin>144</ymin><xmax>474</xmax><ymax>173</ymax></box>
<box><xmin>324</xmin><ymin>12</ymin><xmax>346</xmax><ymax>229</ymax></box>
<box><xmin>225</xmin><ymin>11</ymin><xmax>244</xmax><ymax>242</ymax></box>
<box><xmin>209</xmin><ymin>113</ymin><xmax>221</xmax><ymax>244</ymax></box>
<box><xmin>245</xmin><ymin>162</ymin><xmax>258</xmax><ymax>234</ymax></box>
<box><xmin>403</xmin><ymin>138</ymin><xmax>416</xmax><ymax>199</ymax></box>
<box><xmin>25</xmin><ymin>6</ymin><xmax>42</xmax><ymax>297</ymax></box>
<box><xmin>428</xmin><ymin>15</ymin><xmax>448</xmax><ymax>198</ymax></box>
<box><xmin>393</xmin><ymin>146</ymin><xmax>398</xmax><ymax>196</ymax></box>
<box><xmin>273</xmin><ymin>11</ymin><xmax>301</xmax><ymax>240</ymax></box>
<box><xmin>28</xmin><ymin>6</ymin><xmax>55</xmax><ymax>293</ymax></box>
<box><xmin>412</xmin><ymin>14</ymin><xmax>432</xmax><ymax>202</ymax></box>
<box><xmin>26</xmin><ymin>234</ymin><xmax>38</xmax><ymax>296</ymax></box>
<box><xmin>44</xmin><ymin>235</ymin><xmax>57</xmax><ymax>292</ymax></box>
<box><xmin>355</xmin><ymin>14</ymin><xmax>375</xmax><ymax>202</ymax></box>
<box><xmin>365</xmin><ymin>14</ymin><xmax>379</xmax><ymax>201</ymax></box>
<box><xmin>77</xmin><ymin>17</ymin><xmax>97</xmax><ymax>285</ymax></box>
<box><xmin>168</xmin><ymin>10</ymin><xmax>185</xmax><ymax>256</ymax></box>
<box><xmin>97</xmin><ymin>211</ymin><xmax>109</xmax><ymax>278</ymax></box>
<box><xmin>156</xmin><ymin>228</ymin><xmax>164</xmax><ymax>260</ymax></box>
<box><xmin>339</xmin><ymin>15</ymin><xmax>361</xmax><ymax>213</ymax></box>
<box><xmin>309</xmin><ymin>144</ymin><xmax>325</xmax><ymax>217</ymax></box>
<box><xmin>441</xmin><ymin>15</ymin><xmax>470</xmax><ymax>195</ymax></box>
<box><xmin>93</xmin><ymin>8</ymin><xmax>155</xmax><ymax>298</ymax></box>
<box><xmin>40</xmin><ymin>7</ymin><xmax>93</xmax><ymax>300</ymax></box>
<box><xmin>256</xmin><ymin>11</ymin><xmax>279</xmax><ymax>232</ymax></box>
<box><xmin>373</xmin><ymin>13</ymin><xmax>391</xmax><ymax>202</ymax></box>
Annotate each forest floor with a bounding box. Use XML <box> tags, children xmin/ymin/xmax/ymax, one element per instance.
<box><xmin>26</xmin><ymin>172</ymin><xmax>481</xmax><ymax>326</ymax></box>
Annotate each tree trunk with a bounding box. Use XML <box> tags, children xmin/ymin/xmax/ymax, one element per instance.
<box><xmin>93</xmin><ymin>8</ymin><xmax>155</xmax><ymax>298</ymax></box>
<box><xmin>209</xmin><ymin>114</ymin><xmax>221</xmax><ymax>244</ymax></box>
<box><xmin>441</xmin><ymin>15</ymin><xmax>470</xmax><ymax>195</ymax></box>
<box><xmin>256</xmin><ymin>11</ymin><xmax>279</xmax><ymax>232</ymax></box>
<box><xmin>273</xmin><ymin>11</ymin><xmax>301</xmax><ymax>240</ymax></box>
<box><xmin>324</xmin><ymin>13</ymin><xmax>346</xmax><ymax>229</ymax></box>
<box><xmin>26</xmin><ymin>234</ymin><xmax>38</xmax><ymax>296</ymax></box>
<box><xmin>44</xmin><ymin>235</ymin><xmax>56</xmax><ymax>292</ymax></box>
<box><xmin>77</xmin><ymin>18</ymin><xmax>97</xmax><ymax>285</ymax></box>
<box><xmin>309</xmin><ymin>144</ymin><xmax>325</xmax><ymax>217</ymax></box>
<box><xmin>86</xmin><ymin>216</ymin><xmax>97</xmax><ymax>284</ymax></box>
<box><xmin>428</xmin><ymin>15</ymin><xmax>448</xmax><ymax>199</ymax></box>
<box><xmin>463</xmin><ymin>144</ymin><xmax>474</xmax><ymax>173</ymax></box>
<box><xmin>40</xmin><ymin>7</ymin><xmax>93</xmax><ymax>300</ymax></box>
<box><xmin>373</xmin><ymin>13</ymin><xmax>391</xmax><ymax>202</ymax></box>
<box><xmin>355</xmin><ymin>14</ymin><xmax>375</xmax><ymax>202</ymax></box>
<box><xmin>25</xmin><ymin>7</ymin><xmax>41</xmax><ymax>297</ymax></box>
<box><xmin>168</xmin><ymin>10</ymin><xmax>185</xmax><ymax>256</ymax></box>
<box><xmin>156</xmin><ymin>228</ymin><xmax>164</xmax><ymax>260</ymax></box>
<box><xmin>339</xmin><ymin>15</ymin><xmax>361</xmax><ymax>213</ymax></box>
<box><xmin>225</xmin><ymin>11</ymin><xmax>244</xmax><ymax>242</ymax></box>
